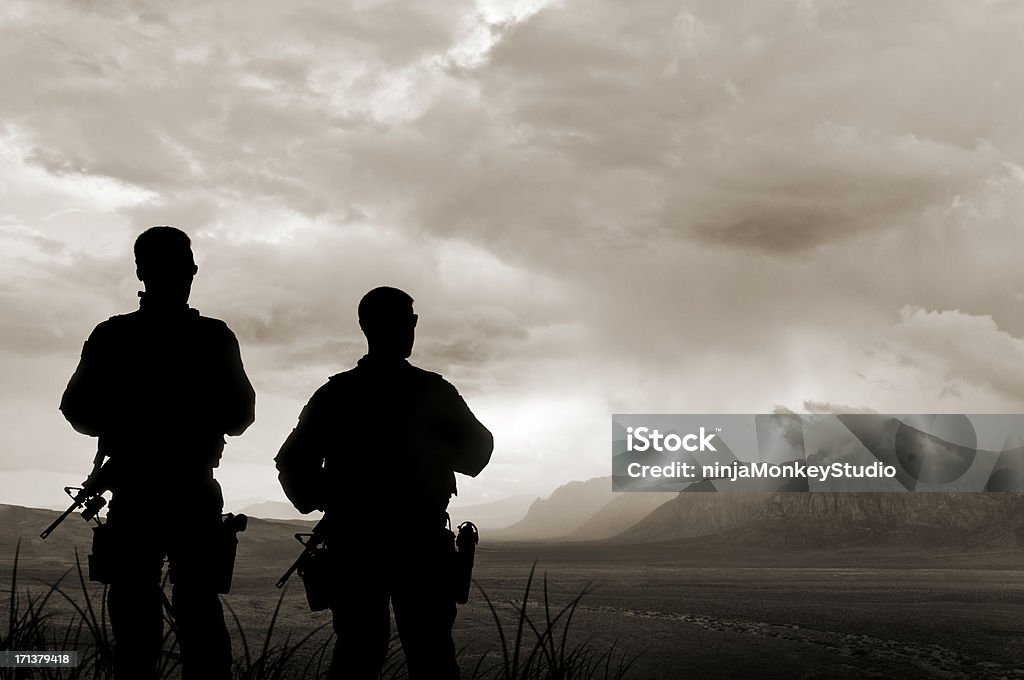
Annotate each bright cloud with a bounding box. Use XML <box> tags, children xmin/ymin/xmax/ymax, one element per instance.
<box><xmin>2</xmin><ymin>0</ymin><xmax>1023</xmax><ymax>506</ymax></box>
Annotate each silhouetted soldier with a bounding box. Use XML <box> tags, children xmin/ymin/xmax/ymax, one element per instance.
<box><xmin>60</xmin><ymin>226</ymin><xmax>256</xmax><ymax>680</ymax></box>
<box><xmin>276</xmin><ymin>286</ymin><xmax>493</xmax><ymax>680</ymax></box>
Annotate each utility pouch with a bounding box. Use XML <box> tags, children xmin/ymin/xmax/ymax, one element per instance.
<box><xmin>88</xmin><ymin>523</ymin><xmax>116</xmax><ymax>584</ymax></box>
<box><xmin>298</xmin><ymin>541</ymin><xmax>332</xmax><ymax>612</ymax></box>
<box><xmin>448</xmin><ymin>519</ymin><xmax>478</xmax><ymax>605</ymax></box>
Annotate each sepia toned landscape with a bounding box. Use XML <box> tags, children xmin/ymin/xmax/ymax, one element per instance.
<box><xmin>3</xmin><ymin>2</ymin><xmax>1024</xmax><ymax>679</ymax></box>
<box><xmin>5</xmin><ymin>482</ymin><xmax>1024</xmax><ymax>679</ymax></box>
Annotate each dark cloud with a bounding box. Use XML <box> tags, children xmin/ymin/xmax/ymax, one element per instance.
<box><xmin>2</xmin><ymin>0</ymin><xmax>1024</xmax><ymax>502</ymax></box>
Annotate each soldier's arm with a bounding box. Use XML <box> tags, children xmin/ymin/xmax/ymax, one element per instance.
<box><xmin>275</xmin><ymin>387</ymin><xmax>331</xmax><ymax>514</ymax></box>
<box><xmin>218</xmin><ymin>324</ymin><xmax>256</xmax><ymax>436</ymax></box>
<box><xmin>59</xmin><ymin>324</ymin><xmax>111</xmax><ymax>437</ymax></box>
<box><xmin>436</xmin><ymin>381</ymin><xmax>494</xmax><ymax>478</ymax></box>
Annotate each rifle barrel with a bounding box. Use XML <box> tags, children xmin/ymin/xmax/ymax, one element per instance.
<box><xmin>39</xmin><ymin>496</ymin><xmax>84</xmax><ymax>540</ymax></box>
<box><xmin>275</xmin><ymin>560</ymin><xmax>302</xmax><ymax>589</ymax></box>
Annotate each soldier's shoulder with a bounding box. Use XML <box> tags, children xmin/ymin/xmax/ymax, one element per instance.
<box><xmin>408</xmin><ymin>364</ymin><xmax>458</xmax><ymax>392</ymax></box>
<box><xmin>302</xmin><ymin>367</ymin><xmax>360</xmax><ymax>406</ymax></box>
<box><xmin>89</xmin><ymin>311</ymin><xmax>140</xmax><ymax>338</ymax></box>
<box><xmin>193</xmin><ymin>312</ymin><xmax>230</xmax><ymax>330</ymax></box>
<box><xmin>192</xmin><ymin>313</ymin><xmax>241</xmax><ymax>340</ymax></box>
<box><xmin>408</xmin><ymin>364</ymin><xmax>445</xmax><ymax>382</ymax></box>
<box><xmin>98</xmin><ymin>310</ymin><xmax>139</xmax><ymax>326</ymax></box>
<box><xmin>331</xmin><ymin>361</ymin><xmax>365</xmax><ymax>378</ymax></box>
<box><xmin>325</xmin><ymin>366</ymin><xmax>361</xmax><ymax>386</ymax></box>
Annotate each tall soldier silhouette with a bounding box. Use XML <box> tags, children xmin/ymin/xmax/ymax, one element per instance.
<box><xmin>276</xmin><ymin>286</ymin><xmax>493</xmax><ymax>680</ymax></box>
<box><xmin>60</xmin><ymin>226</ymin><xmax>256</xmax><ymax>680</ymax></box>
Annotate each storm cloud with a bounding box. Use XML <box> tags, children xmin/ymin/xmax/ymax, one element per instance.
<box><xmin>1</xmin><ymin>0</ymin><xmax>1023</xmax><ymax>507</ymax></box>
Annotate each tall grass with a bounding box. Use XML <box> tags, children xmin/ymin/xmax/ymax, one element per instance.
<box><xmin>225</xmin><ymin>586</ymin><xmax>332</xmax><ymax>680</ymax></box>
<box><xmin>1</xmin><ymin>542</ymin><xmax>110</xmax><ymax>680</ymax></box>
<box><xmin>1</xmin><ymin>540</ymin><xmax>58</xmax><ymax>680</ymax></box>
<box><xmin>1</xmin><ymin>550</ymin><xmax>635</xmax><ymax>680</ymax></box>
<box><xmin>472</xmin><ymin>562</ymin><xmax>640</xmax><ymax>680</ymax></box>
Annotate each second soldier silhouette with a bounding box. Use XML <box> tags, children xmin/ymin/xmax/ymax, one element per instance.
<box><xmin>276</xmin><ymin>286</ymin><xmax>493</xmax><ymax>680</ymax></box>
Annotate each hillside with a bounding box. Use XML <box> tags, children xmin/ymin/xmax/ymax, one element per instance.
<box><xmin>9</xmin><ymin>489</ymin><xmax>1024</xmax><ymax>572</ymax></box>
<box><xmin>573</xmin><ymin>492</ymin><xmax>679</xmax><ymax>539</ymax></box>
<box><xmin>621</xmin><ymin>491</ymin><xmax>1024</xmax><ymax>548</ymax></box>
<box><xmin>0</xmin><ymin>504</ymin><xmax>314</xmax><ymax>582</ymax></box>
<box><xmin>234</xmin><ymin>500</ymin><xmax>322</xmax><ymax>521</ymax></box>
<box><xmin>447</xmin><ymin>494</ymin><xmax>537</xmax><ymax>530</ymax></box>
<box><xmin>493</xmin><ymin>477</ymin><xmax>676</xmax><ymax>540</ymax></box>
<box><xmin>233</xmin><ymin>494</ymin><xmax>536</xmax><ymax>529</ymax></box>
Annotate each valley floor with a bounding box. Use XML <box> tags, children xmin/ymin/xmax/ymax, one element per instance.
<box><xmin>5</xmin><ymin>533</ymin><xmax>1024</xmax><ymax>679</ymax></box>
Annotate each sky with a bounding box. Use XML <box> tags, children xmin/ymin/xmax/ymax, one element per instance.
<box><xmin>2</xmin><ymin>0</ymin><xmax>1024</xmax><ymax>510</ymax></box>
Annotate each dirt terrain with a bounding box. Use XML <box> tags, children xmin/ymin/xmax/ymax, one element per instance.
<box><xmin>5</xmin><ymin>504</ymin><xmax>1024</xmax><ymax>679</ymax></box>
<box><xmin>465</xmin><ymin>543</ymin><xmax>1024</xmax><ymax>679</ymax></box>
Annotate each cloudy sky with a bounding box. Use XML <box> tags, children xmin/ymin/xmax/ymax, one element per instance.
<box><xmin>2</xmin><ymin>0</ymin><xmax>1024</xmax><ymax>510</ymax></box>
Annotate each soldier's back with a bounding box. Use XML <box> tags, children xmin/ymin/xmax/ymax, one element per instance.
<box><xmin>62</xmin><ymin>305</ymin><xmax>254</xmax><ymax>480</ymax></box>
<box><xmin>315</xmin><ymin>358</ymin><xmax>458</xmax><ymax>522</ymax></box>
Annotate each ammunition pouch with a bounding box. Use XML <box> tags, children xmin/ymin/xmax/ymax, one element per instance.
<box><xmin>209</xmin><ymin>513</ymin><xmax>247</xmax><ymax>594</ymax></box>
<box><xmin>286</xmin><ymin>516</ymin><xmax>479</xmax><ymax>613</ymax></box>
<box><xmin>88</xmin><ymin>523</ymin><xmax>116</xmax><ymax>585</ymax></box>
<box><xmin>174</xmin><ymin>512</ymin><xmax>246</xmax><ymax>594</ymax></box>
<box><xmin>298</xmin><ymin>540</ymin><xmax>332</xmax><ymax>612</ymax></box>
<box><xmin>89</xmin><ymin>512</ymin><xmax>246</xmax><ymax>594</ymax></box>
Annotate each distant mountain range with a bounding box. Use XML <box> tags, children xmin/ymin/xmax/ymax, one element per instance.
<box><xmin>483</xmin><ymin>474</ymin><xmax>1024</xmax><ymax>549</ymax></box>
<box><xmin>232</xmin><ymin>495</ymin><xmax>537</xmax><ymax>530</ymax></box>
<box><xmin>0</xmin><ymin>503</ymin><xmax>315</xmax><ymax>583</ymax></box>
<box><xmin>6</xmin><ymin>478</ymin><xmax>1024</xmax><ymax>571</ymax></box>
<box><xmin>621</xmin><ymin>491</ymin><xmax>1024</xmax><ymax>548</ymax></box>
<box><xmin>492</xmin><ymin>477</ymin><xmax>677</xmax><ymax>540</ymax></box>
<box><xmin>447</xmin><ymin>494</ymin><xmax>537</xmax><ymax>530</ymax></box>
<box><xmin>233</xmin><ymin>500</ymin><xmax>321</xmax><ymax>521</ymax></box>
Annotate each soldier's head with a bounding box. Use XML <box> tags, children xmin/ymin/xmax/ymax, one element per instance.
<box><xmin>134</xmin><ymin>226</ymin><xmax>198</xmax><ymax>306</ymax></box>
<box><xmin>358</xmin><ymin>287</ymin><xmax>417</xmax><ymax>359</ymax></box>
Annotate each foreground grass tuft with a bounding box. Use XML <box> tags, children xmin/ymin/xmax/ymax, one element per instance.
<box><xmin>472</xmin><ymin>562</ymin><xmax>639</xmax><ymax>680</ymax></box>
<box><xmin>2</xmin><ymin>549</ymin><xmax>635</xmax><ymax>679</ymax></box>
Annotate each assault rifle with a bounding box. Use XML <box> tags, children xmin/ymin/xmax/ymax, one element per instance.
<box><xmin>276</xmin><ymin>516</ymin><xmax>328</xmax><ymax>589</ymax></box>
<box><xmin>40</xmin><ymin>451</ymin><xmax>111</xmax><ymax>540</ymax></box>
<box><xmin>276</xmin><ymin>516</ymin><xmax>330</xmax><ymax>611</ymax></box>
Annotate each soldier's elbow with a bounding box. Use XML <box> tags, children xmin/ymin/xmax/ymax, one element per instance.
<box><xmin>461</xmin><ymin>430</ymin><xmax>494</xmax><ymax>477</ymax></box>
<box><xmin>60</xmin><ymin>407</ymin><xmax>101</xmax><ymax>437</ymax></box>
<box><xmin>224</xmin><ymin>402</ymin><xmax>256</xmax><ymax>436</ymax></box>
<box><xmin>68</xmin><ymin>420</ymin><xmax>102</xmax><ymax>437</ymax></box>
<box><xmin>225</xmin><ymin>415</ymin><xmax>255</xmax><ymax>437</ymax></box>
<box><xmin>481</xmin><ymin>430</ymin><xmax>495</xmax><ymax>459</ymax></box>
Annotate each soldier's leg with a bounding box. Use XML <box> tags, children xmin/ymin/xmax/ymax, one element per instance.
<box><xmin>105</xmin><ymin>511</ymin><xmax>166</xmax><ymax>680</ymax></box>
<box><xmin>391</xmin><ymin>530</ymin><xmax>459</xmax><ymax>680</ymax></box>
<box><xmin>327</xmin><ymin>540</ymin><xmax>391</xmax><ymax>680</ymax></box>
<box><xmin>167</xmin><ymin>513</ymin><xmax>233</xmax><ymax>680</ymax></box>
<box><xmin>170</xmin><ymin>581</ymin><xmax>232</xmax><ymax>680</ymax></box>
<box><xmin>392</xmin><ymin>587</ymin><xmax>458</xmax><ymax>680</ymax></box>
<box><xmin>327</xmin><ymin>577</ymin><xmax>391</xmax><ymax>680</ymax></box>
<box><xmin>108</xmin><ymin>581</ymin><xmax>164</xmax><ymax>679</ymax></box>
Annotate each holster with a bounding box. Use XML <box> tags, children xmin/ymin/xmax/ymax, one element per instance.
<box><xmin>298</xmin><ymin>542</ymin><xmax>332</xmax><ymax>612</ymax></box>
<box><xmin>88</xmin><ymin>523</ymin><xmax>116</xmax><ymax>584</ymax></box>
<box><xmin>209</xmin><ymin>513</ymin><xmax>247</xmax><ymax>595</ymax></box>
<box><xmin>449</xmin><ymin>520</ymin><xmax>478</xmax><ymax>605</ymax></box>
<box><xmin>92</xmin><ymin>512</ymin><xmax>246</xmax><ymax>594</ymax></box>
